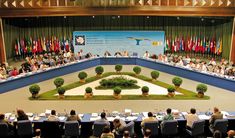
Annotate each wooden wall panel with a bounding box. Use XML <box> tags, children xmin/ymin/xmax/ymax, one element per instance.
<box><xmin>161</xmin><ymin>0</ymin><xmax>168</xmax><ymax>6</ymax></box>
<box><xmin>169</xmin><ymin>0</ymin><xmax>176</xmax><ymax>6</ymax></box>
<box><xmin>178</xmin><ymin>0</ymin><xmax>184</xmax><ymax>6</ymax></box>
<box><xmin>0</xmin><ymin>18</ymin><xmax>6</xmax><ymax>63</ymax></box>
<box><xmin>231</xmin><ymin>17</ymin><xmax>235</xmax><ymax>63</ymax></box>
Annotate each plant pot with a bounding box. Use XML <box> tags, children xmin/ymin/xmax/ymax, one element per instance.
<box><xmin>197</xmin><ymin>92</ymin><xmax>204</xmax><ymax>98</ymax></box>
<box><xmin>142</xmin><ymin>92</ymin><xmax>149</xmax><ymax>97</ymax></box>
<box><xmin>58</xmin><ymin>94</ymin><xmax>65</xmax><ymax>99</ymax></box>
<box><xmin>84</xmin><ymin>93</ymin><xmax>93</xmax><ymax>99</ymax></box>
<box><xmin>113</xmin><ymin>93</ymin><xmax>121</xmax><ymax>99</ymax></box>
<box><xmin>96</xmin><ymin>74</ymin><xmax>102</xmax><ymax>77</ymax></box>
<box><xmin>152</xmin><ymin>79</ymin><xmax>156</xmax><ymax>82</ymax></box>
<box><xmin>116</xmin><ymin>71</ymin><xmax>121</xmax><ymax>74</ymax></box>
<box><xmin>79</xmin><ymin>79</ymin><xmax>85</xmax><ymax>83</ymax></box>
<box><xmin>32</xmin><ymin>93</ymin><xmax>38</xmax><ymax>99</ymax></box>
<box><xmin>174</xmin><ymin>85</ymin><xmax>180</xmax><ymax>90</ymax></box>
<box><xmin>167</xmin><ymin>92</ymin><xmax>175</xmax><ymax>97</ymax></box>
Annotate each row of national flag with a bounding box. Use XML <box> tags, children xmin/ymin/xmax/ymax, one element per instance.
<box><xmin>14</xmin><ymin>36</ymin><xmax>73</xmax><ymax>56</ymax></box>
<box><xmin>164</xmin><ymin>35</ymin><xmax>223</xmax><ymax>55</ymax></box>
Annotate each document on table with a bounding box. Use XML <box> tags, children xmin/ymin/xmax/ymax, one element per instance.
<box><xmin>198</xmin><ymin>115</ymin><xmax>210</xmax><ymax>120</ymax></box>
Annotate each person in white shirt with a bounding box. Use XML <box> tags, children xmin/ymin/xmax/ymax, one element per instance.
<box><xmin>143</xmin><ymin>51</ymin><xmax>150</xmax><ymax>58</ymax></box>
<box><xmin>185</xmin><ymin>108</ymin><xmax>199</xmax><ymax>129</ymax></box>
<box><xmin>47</xmin><ymin>110</ymin><xmax>59</xmax><ymax>121</ymax></box>
<box><xmin>209</xmin><ymin>58</ymin><xmax>217</xmax><ymax>66</ymax></box>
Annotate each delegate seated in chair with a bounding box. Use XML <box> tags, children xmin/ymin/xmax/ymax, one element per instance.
<box><xmin>101</xmin><ymin>126</ymin><xmax>114</xmax><ymax>138</ymax></box>
<box><xmin>185</xmin><ymin>108</ymin><xmax>199</xmax><ymax>129</ymax></box>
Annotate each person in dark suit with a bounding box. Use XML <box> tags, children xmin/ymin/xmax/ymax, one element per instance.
<box><xmin>94</xmin><ymin>112</ymin><xmax>110</xmax><ymax>126</ymax></box>
<box><xmin>17</xmin><ymin>109</ymin><xmax>29</xmax><ymax>121</ymax></box>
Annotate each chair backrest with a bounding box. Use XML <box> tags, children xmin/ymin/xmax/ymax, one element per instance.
<box><xmin>132</xmin><ymin>52</ymin><xmax>138</xmax><ymax>57</ymax></box>
<box><xmin>93</xmin><ymin>122</ymin><xmax>109</xmax><ymax>137</ymax></box>
<box><xmin>213</xmin><ymin>119</ymin><xmax>228</xmax><ymax>134</ymax></box>
<box><xmin>42</xmin><ymin>121</ymin><xmax>61</xmax><ymax>137</ymax></box>
<box><xmin>0</xmin><ymin>123</ymin><xmax>9</xmax><ymax>137</ymax></box>
<box><xmin>191</xmin><ymin>120</ymin><xmax>205</xmax><ymax>136</ymax></box>
<box><xmin>124</xmin><ymin>121</ymin><xmax>135</xmax><ymax>136</ymax></box>
<box><xmin>17</xmin><ymin>120</ymin><xmax>33</xmax><ymax>136</ymax></box>
<box><xmin>144</xmin><ymin>121</ymin><xmax>159</xmax><ymax>136</ymax></box>
<box><xmin>64</xmin><ymin>121</ymin><xmax>79</xmax><ymax>136</ymax></box>
<box><xmin>161</xmin><ymin>120</ymin><xmax>178</xmax><ymax>136</ymax></box>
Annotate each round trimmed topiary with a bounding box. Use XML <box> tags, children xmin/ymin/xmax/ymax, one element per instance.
<box><xmin>151</xmin><ymin>71</ymin><xmax>160</xmax><ymax>80</ymax></box>
<box><xmin>54</xmin><ymin>78</ymin><xmax>64</xmax><ymax>88</ymax></box>
<box><xmin>141</xmin><ymin>86</ymin><xmax>149</xmax><ymax>96</ymax></box>
<box><xmin>167</xmin><ymin>86</ymin><xmax>175</xmax><ymax>93</ymax></box>
<box><xmin>141</xmin><ymin>86</ymin><xmax>149</xmax><ymax>93</ymax></box>
<box><xmin>172</xmin><ymin>77</ymin><xmax>183</xmax><ymax>87</ymax></box>
<box><xmin>57</xmin><ymin>87</ymin><xmax>66</xmax><ymax>95</ymax></box>
<box><xmin>133</xmin><ymin>66</ymin><xmax>141</xmax><ymax>75</ymax></box>
<box><xmin>85</xmin><ymin>87</ymin><xmax>93</xmax><ymax>93</ymax></box>
<box><xmin>78</xmin><ymin>71</ymin><xmax>88</xmax><ymax>82</ymax></box>
<box><xmin>113</xmin><ymin>86</ymin><xmax>122</xmax><ymax>95</ymax></box>
<box><xmin>95</xmin><ymin>66</ymin><xmax>104</xmax><ymax>76</ymax></box>
<box><xmin>196</xmin><ymin>84</ymin><xmax>207</xmax><ymax>98</ymax></box>
<box><xmin>29</xmin><ymin>84</ymin><xmax>40</xmax><ymax>98</ymax></box>
<box><xmin>115</xmin><ymin>64</ymin><xmax>123</xmax><ymax>73</ymax></box>
<box><xmin>167</xmin><ymin>85</ymin><xmax>175</xmax><ymax>97</ymax></box>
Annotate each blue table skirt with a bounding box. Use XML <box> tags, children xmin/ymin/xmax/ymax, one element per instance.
<box><xmin>0</xmin><ymin>57</ymin><xmax>234</xmax><ymax>93</ymax></box>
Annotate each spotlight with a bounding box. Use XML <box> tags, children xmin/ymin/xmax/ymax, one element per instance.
<box><xmin>64</xmin><ymin>16</ymin><xmax>66</xmax><ymax>19</ymax></box>
<box><xmin>146</xmin><ymin>16</ymin><xmax>149</xmax><ymax>19</ymax></box>
<box><xmin>117</xmin><ymin>16</ymin><xmax>120</xmax><ymax>18</ymax></box>
<box><xmin>177</xmin><ymin>17</ymin><xmax>180</xmax><ymax>20</ymax></box>
<box><xmin>201</xmin><ymin>18</ymin><xmax>204</xmax><ymax>22</ymax></box>
<box><xmin>92</xmin><ymin>16</ymin><xmax>95</xmax><ymax>18</ymax></box>
<box><xmin>211</xmin><ymin>20</ymin><xmax>215</xmax><ymax>23</ymax></box>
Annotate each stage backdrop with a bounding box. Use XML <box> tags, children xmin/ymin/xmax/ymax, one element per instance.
<box><xmin>73</xmin><ymin>31</ymin><xmax>165</xmax><ymax>56</ymax></box>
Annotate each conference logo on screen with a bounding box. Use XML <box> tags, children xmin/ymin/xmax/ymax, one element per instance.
<box><xmin>75</xmin><ymin>35</ymin><xmax>85</xmax><ymax>46</ymax></box>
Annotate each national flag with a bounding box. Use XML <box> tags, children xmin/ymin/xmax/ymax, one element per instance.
<box><xmin>219</xmin><ymin>38</ymin><xmax>222</xmax><ymax>54</ymax></box>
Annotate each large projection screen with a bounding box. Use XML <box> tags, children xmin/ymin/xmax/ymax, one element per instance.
<box><xmin>73</xmin><ymin>31</ymin><xmax>165</xmax><ymax>57</ymax></box>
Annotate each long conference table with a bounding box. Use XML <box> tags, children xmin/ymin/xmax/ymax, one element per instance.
<box><xmin>7</xmin><ymin>111</ymin><xmax>235</xmax><ymax>137</ymax></box>
<box><xmin>0</xmin><ymin>57</ymin><xmax>234</xmax><ymax>94</ymax></box>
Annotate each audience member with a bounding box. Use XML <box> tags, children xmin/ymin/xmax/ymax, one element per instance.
<box><xmin>100</xmin><ymin>126</ymin><xmax>114</xmax><ymax>138</ymax></box>
<box><xmin>213</xmin><ymin>130</ymin><xmax>222</xmax><ymax>138</ymax></box>
<box><xmin>141</xmin><ymin>112</ymin><xmax>157</xmax><ymax>127</ymax></box>
<box><xmin>185</xmin><ymin>108</ymin><xmax>199</xmax><ymax>129</ymax></box>
<box><xmin>143</xmin><ymin>51</ymin><xmax>150</xmax><ymax>58</ymax></box>
<box><xmin>0</xmin><ymin>113</ymin><xmax>14</xmax><ymax>130</ymax></box>
<box><xmin>33</xmin><ymin>129</ymin><xmax>41</xmax><ymax>138</ymax></box>
<box><xmin>94</xmin><ymin>112</ymin><xmax>110</xmax><ymax>126</ymax></box>
<box><xmin>209</xmin><ymin>107</ymin><xmax>223</xmax><ymax>126</ymax></box>
<box><xmin>143</xmin><ymin>128</ymin><xmax>151</xmax><ymax>138</ymax></box>
<box><xmin>227</xmin><ymin>130</ymin><xmax>235</xmax><ymax>138</ymax></box>
<box><xmin>47</xmin><ymin>110</ymin><xmax>59</xmax><ymax>121</ymax></box>
<box><xmin>112</xmin><ymin>118</ymin><xmax>126</xmax><ymax>136</ymax></box>
<box><xmin>17</xmin><ymin>109</ymin><xmax>29</xmax><ymax>121</ymax></box>
<box><xmin>163</xmin><ymin>108</ymin><xmax>174</xmax><ymax>121</ymax></box>
<box><xmin>123</xmin><ymin>130</ymin><xmax>130</xmax><ymax>138</ymax></box>
<box><xmin>66</xmin><ymin>110</ymin><xmax>81</xmax><ymax>122</ymax></box>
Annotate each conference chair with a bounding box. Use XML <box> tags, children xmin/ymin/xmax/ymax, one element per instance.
<box><xmin>186</xmin><ymin>120</ymin><xmax>205</xmax><ymax>137</ymax></box>
<box><xmin>124</xmin><ymin>121</ymin><xmax>135</xmax><ymax>137</ymax></box>
<box><xmin>64</xmin><ymin>121</ymin><xmax>80</xmax><ymax>137</ymax></box>
<box><xmin>132</xmin><ymin>52</ymin><xmax>138</xmax><ymax>57</ymax></box>
<box><xmin>143</xmin><ymin>121</ymin><xmax>159</xmax><ymax>137</ymax></box>
<box><xmin>93</xmin><ymin>122</ymin><xmax>109</xmax><ymax>137</ymax></box>
<box><xmin>210</xmin><ymin>119</ymin><xmax>228</xmax><ymax>135</ymax></box>
<box><xmin>42</xmin><ymin>120</ymin><xmax>62</xmax><ymax>138</ymax></box>
<box><xmin>0</xmin><ymin>123</ymin><xmax>9</xmax><ymax>137</ymax></box>
<box><xmin>17</xmin><ymin>120</ymin><xmax>33</xmax><ymax>137</ymax></box>
<box><xmin>161</xmin><ymin>120</ymin><xmax>178</xmax><ymax>137</ymax></box>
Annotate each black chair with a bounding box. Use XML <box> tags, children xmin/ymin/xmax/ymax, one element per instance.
<box><xmin>93</xmin><ymin>122</ymin><xmax>109</xmax><ymax>137</ymax></box>
<box><xmin>64</xmin><ymin>121</ymin><xmax>80</xmax><ymax>137</ymax></box>
<box><xmin>210</xmin><ymin>119</ymin><xmax>228</xmax><ymax>135</ymax></box>
<box><xmin>186</xmin><ymin>120</ymin><xmax>205</xmax><ymax>137</ymax></box>
<box><xmin>0</xmin><ymin>123</ymin><xmax>9</xmax><ymax>137</ymax></box>
<box><xmin>42</xmin><ymin>121</ymin><xmax>62</xmax><ymax>138</ymax></box>
<box><xmin>161</xmin><ymin>120</ymin><xmax>178</xmax><ymax>137</ymax></box>
<box><xmin>124</xmin><ymin>121</ymin><xmax>135</xmax><ymax>137</ymax></box>
<box><xmin>17</xmin><ymin>120</ymin><xmax>33</xmax><ymax>137</ymax></box>
<box><xmin>144</xmin><ymin>121</ymin><xmax>159</xmax><ymax>137</ymax></box>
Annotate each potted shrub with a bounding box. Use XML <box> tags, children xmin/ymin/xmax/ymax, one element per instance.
<box><xmin>78</xmin><ymin>71</ymin><xmax>88</xmax><ymax>83</ymax></box>
<box><xmin>29</xmin><ymin>84</ymin><xmax>40</xmax><ymax>99</ymax></box>
<box><xmin>113</xmin><ymin>86</ymin><xmax>122</xmax><ymax>99</ymax></box>
<box><xmin>172</xmin><ymin>77</ymin><xmax>183</xmax><ymax>89</ymax></box>
<box><xmin>115</xmin><ymin>64</ymin><xmax>123</xmax><ymax>73</ymax></box>
<box><xmin>196</xmin><ymin>84</ymin><xmax>207</xmax><ymax>98</ymax></box>
<box><xmin>167</xmin><ymin>86</ymin><xmax>175</xmax><ymax>97</ymax></box>
<box><xmin>151</xmin><ymin>71</ymin><xmax>160</xmax><ymax>81</ymax></box>
<box><xmin>133</xmin><ymin>66</ymin><xmax>141</xmax><ymax>75</ymax></box>
<box><xmin>95</xmin><ymin>66</ymin><xmax>104</xmax><ymax>77</ymax></box>
<box><xmin>54</xmin><ymin>78</ymin><xmax>64</xmax><ymax>88</ymax></box>
<box><xmin>84</xmin><ymin>87</ymin><xmax>93</xmax><ymax>99</ymax></box>
<box><xmin>57</xmin><ymin>87</ymin><xmax>66</xmax><ymax>99</ymax></box>
<box><xmin>141</xmin><ymin>86</ymin><xmax>149</xmax><ymax>96</ymax></box>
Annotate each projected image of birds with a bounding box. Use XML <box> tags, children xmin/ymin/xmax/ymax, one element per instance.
<box><xmin>127</xmin><ymin>37</ymin><xmax>151</xmax><ymax>45</ymax></box>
